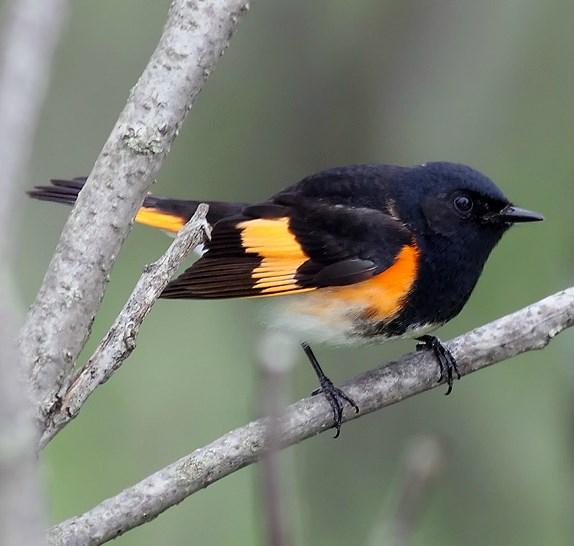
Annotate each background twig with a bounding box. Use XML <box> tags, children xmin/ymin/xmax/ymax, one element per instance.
<box><xmin>47</xmin><ymin>287</ymin><xmax>574</xmax><ymax>546</ymax></box>
<box><xmin>19</xmin><ymin>0</ymin><xmax>253</xmax><ymax>431</ymax></box>
<box><xmin>258</xmin><ymin>333</ymin><xmax>298</xmax><ymax>546</ymax></box>
<box><xmin>365</xmin><ymin>435</ymin><xmax>447</xmax><ymax>546</ymax></box>
<box><xmin>0</xmin><ymin>0</ymin><xmax>70</xmax><ymax>544</ymax></box>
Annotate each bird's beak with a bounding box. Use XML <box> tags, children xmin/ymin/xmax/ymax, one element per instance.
<box><xmin>493</xmin><ymin>204</ymin><xmax>544</xmax><ymax>223</ymax></box>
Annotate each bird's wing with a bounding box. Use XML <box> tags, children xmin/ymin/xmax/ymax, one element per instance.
<box><xmin>161</xmin><ymin>190</ymin><xmax>415</xmax><ymax>299</ymax></box>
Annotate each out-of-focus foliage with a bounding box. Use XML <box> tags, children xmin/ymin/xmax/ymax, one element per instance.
<box><xmin>17</xmin><ymin>0</ymin><xmax>574</xmax><ymax>544</ymax></box>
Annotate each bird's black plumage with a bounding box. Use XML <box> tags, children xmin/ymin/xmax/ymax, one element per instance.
<box><xmin>28</xmin><ymin>162</ymin><xmax>543</xmax><ymax>436</ymax></box>
<box><xmin>163</xmin><ymin>162</ymin><xmax>539</xmax><ymax>336</ymax></box>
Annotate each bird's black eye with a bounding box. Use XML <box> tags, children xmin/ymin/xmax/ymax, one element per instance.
<box><xmin>453</xmin><ymin>195</ymin><xmax>473</xmax><ymax>214</ymax></box>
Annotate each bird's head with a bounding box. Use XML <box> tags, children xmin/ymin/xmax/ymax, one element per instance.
<box><xmin>395</xmin><ymin>162</ymin><xmax>543</xmax><ymax>251</ymax></box>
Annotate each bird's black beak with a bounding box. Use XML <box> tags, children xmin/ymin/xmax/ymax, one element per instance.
<box><xmin>492</xmin><ymin>204</ymin><xmax>544</xmax><ymax>224</ymax></box>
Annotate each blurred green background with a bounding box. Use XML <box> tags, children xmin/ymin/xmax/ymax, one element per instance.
<box><xmin>14</xmin><ymin>0</ymin><xmax>574</xmax><ymax>544</ymax></box>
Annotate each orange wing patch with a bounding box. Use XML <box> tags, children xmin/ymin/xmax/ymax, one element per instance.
<box><xmin>134</xmin><ymin>207</ymin><xmax>187</xmax><ymax>233</ymax></box>
<box><xmin>237</xmin><ymin>217</ymin><xmax>315</xmax><ymax>296</ymax></box>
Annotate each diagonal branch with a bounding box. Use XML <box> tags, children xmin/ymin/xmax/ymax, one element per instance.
<box><xmin>19</xmin><ymin>0</ymin><xmax>253</xmax><ymax>431</ymax></box>
<box><xmin>38</xmin><ymin>205</ymin><xmax>210</xmax><ymax>448</ymax></box>
<box><xmin>47</xmin><ymin>287</ymin><xmax>574</xmax><ymax>546</ymax></box>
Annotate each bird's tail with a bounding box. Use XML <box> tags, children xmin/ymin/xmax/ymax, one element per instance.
<box><xmin>28</xmin><ymin>178</ymin><xmax>246</xmax><ymax>233</ymax></box>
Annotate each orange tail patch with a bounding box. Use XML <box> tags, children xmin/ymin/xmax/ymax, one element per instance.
<box><xmin>134</xmin><ymin>207</ymin><xmax>187</xmax><ymax>233</ymax></box>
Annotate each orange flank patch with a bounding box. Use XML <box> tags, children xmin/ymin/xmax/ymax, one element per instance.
<box><xmin>235</xmin><ymin>218</ymin><xmax>419</xmax><ymax>309</ymax></box>
<box><xmin>237</xmin><ymin>217</ymin><xmax>315</xmax><ymax>296</ymax></box>
<box><xmin>135</xmin><ymin>207</ymin><xmax>186</xmax><ymax>233</ymax></box>
<box><xmin>305</xmin><ymin>244</ymin><xmax>420</xmax><ymax>321</ymax></box>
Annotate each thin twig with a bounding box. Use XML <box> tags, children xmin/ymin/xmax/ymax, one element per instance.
<box><xmin>0</xmin><ymin>0</ymin><xmax>70</xmax><ymax>544</ymax></box>
<box><xmin>391</xmin><ymin>436</ymin><xmax>446</xmax><ymax>546</ymax></box>
<box><xmin>19</xmin><ymin>0</ymin><xmax>253</xmax><ymax>431</ymax></box>
<box><xmin>39</xmin><ymin>205</ymin><xmax>210</xmax><ymax>448</ymax></box>
<box><xmin>47</xmin><ymin>287</ymin><xmax>574</xmax><ymax>546</ymax></box>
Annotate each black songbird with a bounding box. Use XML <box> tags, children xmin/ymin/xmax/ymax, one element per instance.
<box><xmin>29</xmin><ymin>162</ymin><xmax>543</xmax><ymax>436</ymax></box>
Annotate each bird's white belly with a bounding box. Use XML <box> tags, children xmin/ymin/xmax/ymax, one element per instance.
<box><xmin>261</xmin><ymin>292</ymin><xmax>441</xmax><ymax>346</ymax></box>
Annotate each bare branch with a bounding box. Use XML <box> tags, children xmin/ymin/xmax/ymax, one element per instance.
<box><xmin>0</xmin><ymin>0</ymin><xmax>70</xmax><ymax>544</ymax></box>
<box><xmin>47</xmin><ymin>287</ymin><xmax>574</xmax><ymax>546</ymax></box>
<box><xmin>39</xmin><ymin>205</ymin><xmax>210</xmax><ymax>448</ymax></box>
<box><xmin>19</xmin><ymin>0</ymin><xmax>253</xmax><ymax>430</ymax></box>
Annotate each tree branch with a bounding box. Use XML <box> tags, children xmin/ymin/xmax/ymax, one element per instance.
<box><xmin>47</xmin><ymin>287</ymin><xmax>574</xmax><ymax>546</ymax></box>
<box><xmin>0</xmin><ymin>0</ymin><xmax>70</xmax><ymax>544</ymax></box>
<box><xmin>19</xmin><ymin>0</ymin><xmax>253</xmax><ymax>430</ymax></box>
<box><xmin>39</xmin><ymin>205</ymin><xmax>210</xmax><ymax>448</ymax></box>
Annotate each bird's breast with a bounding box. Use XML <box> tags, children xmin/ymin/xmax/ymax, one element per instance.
<box><xmin>265</xmin><ymin>244</ymin><xmax>421</xmax><ymax>345</ymax></box>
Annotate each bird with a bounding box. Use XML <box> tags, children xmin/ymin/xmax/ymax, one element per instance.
<box><xmin>28</xmin><ymin>162</ymin><xmax>543</xmax><ymax>436</ymax></box>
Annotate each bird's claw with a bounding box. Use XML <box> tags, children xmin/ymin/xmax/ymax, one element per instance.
<box><xmin>416</xmin><ymin>335</ymin><xmax>460</xmax><ymax>395</ymax></box>
<box><xmin>312</xmin><ymin>379</ymin><xmax>359</xmax><ymax>438</ymax></box>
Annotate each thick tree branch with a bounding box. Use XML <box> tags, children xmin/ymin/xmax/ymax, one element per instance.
<box><xmin>47</xmin><ymin>287</ymin><xmax>574</xmax><ymax>546</ymax></box>
<box><xmin>19</xmin><ymin>0</ymin><xmax>252</xmax><ymax>430</ymax></box>
<box><xmin>39</xmin><ymin>205</ymin><xmax>210</xmax><ymax>448</ymax></box>
<box><xmin>0</xmin><ymin>0</ymin><xmax>70</xmax><ymax>544</ymax></box>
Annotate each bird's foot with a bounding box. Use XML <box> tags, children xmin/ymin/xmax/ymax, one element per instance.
<box><xmin>302</xmin><ymin>341</ymin><xmax>359</xmax><ymax>438</ymax></box>
<box><xmin>416</xmin><ymin>335</ymin><xmax>460</xmax><ymax>395</ymax></box>
<box><xmin>311</xmin><ymin>378</ymin><xmax>359</xmax><ymax>438</ymax></box>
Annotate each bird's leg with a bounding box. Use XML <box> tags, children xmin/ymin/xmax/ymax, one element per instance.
<box><xmin>301</xmin><ymin>341</ymin><xmax>359</xmax><ymax>438</ymax></box>
<box><xmin>416</xmin><ymin>335</ymin><xmax>460</xmax><ymax>395</ymax></box>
